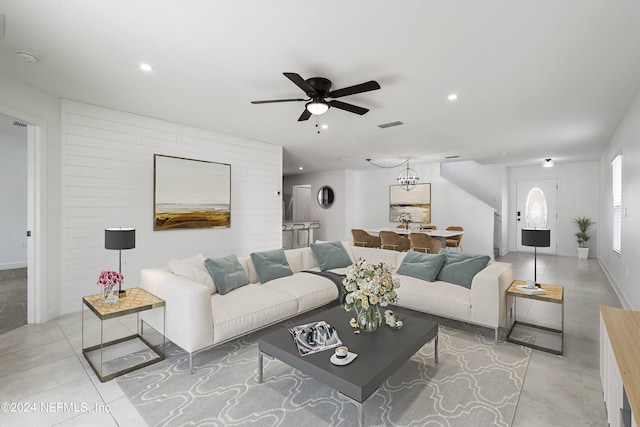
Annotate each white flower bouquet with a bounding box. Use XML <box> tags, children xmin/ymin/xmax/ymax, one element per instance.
<box><xmin>342</xmin><ymin>258</ymin><xmax>403</xmax><ymax>332</ymax></box>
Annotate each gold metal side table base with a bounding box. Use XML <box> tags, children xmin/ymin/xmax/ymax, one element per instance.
<box><xmin>82</xmin><ymin>287</ymin><xmax>166</xmax><ymax>382</ymax></box>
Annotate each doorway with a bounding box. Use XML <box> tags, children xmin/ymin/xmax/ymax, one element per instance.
<box><xmin>516</xmin><ymin>179</ymin><xmax>557</xmax><ymax>254</ymax></box>
<box><xmin>0</xmin><ymin>115</ymin><xmax>28</xmax><ymax>334</ymax></box>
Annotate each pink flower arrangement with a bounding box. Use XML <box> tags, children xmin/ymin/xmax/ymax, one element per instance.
<box><xmin>97</xmin><ymin>270</ymin><xmax>123</xmax><ymax>289</ymax></box>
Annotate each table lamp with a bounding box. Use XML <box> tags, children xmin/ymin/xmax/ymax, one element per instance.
<box><xmin>521</xmin><ymin>228</ymin><xmax>550</xmax><ymax>286</ymax></box>
<box><xmin>105</xmin><ymin>228</ymin><xmax>136</xmax><ymax>297</ymax></box>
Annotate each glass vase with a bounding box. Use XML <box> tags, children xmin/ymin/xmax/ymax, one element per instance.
<box><xmin>101</xmin><ymin>285</ymin><xmax>118</xmax><ymax>304</ymax></box>
<box><xmin>357</xmin><ymin>305</ymin><xmax>382</xmax><ymax>332</ymax></box>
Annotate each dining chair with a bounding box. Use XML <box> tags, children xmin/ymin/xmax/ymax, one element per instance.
<box><xmin>351</xmin><ymin>229</ymin><xmax>381</xmax><ymax>248</ymax></box>
<box><xmin>445</xmin><ymin>226</ymin><xmax>464</xmax><ymax>252</ymax></box>
<box><xmin>379</xmin><ymin>231</ymin><xmax>410</xmax><ymax>252</ymax></box>
<box><xmin>409</xmin><ymin>233</ymin><xmax>442</xmax><ymax>254</ymax></box>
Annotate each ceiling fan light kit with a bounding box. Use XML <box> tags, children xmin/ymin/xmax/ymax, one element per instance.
<box><xmin>251</xmin><ymin>72</ymin><xmax>380</xmax><ymax>121</ymax></box>
<box><xmin>306</xmin><ymin>100</ymin><xmax>329</xmax><ymax>115</ymax></box>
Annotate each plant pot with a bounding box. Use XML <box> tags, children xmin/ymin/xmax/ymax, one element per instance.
<box><xmin>577</xmin><ymin>247</ymin><xmax>589</xmax><ymax>260</ymax></box>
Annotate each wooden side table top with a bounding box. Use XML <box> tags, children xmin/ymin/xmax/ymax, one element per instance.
<box><xmin>507</xmin><ymin>280</ymin><xmax>563</xmax><ymax>303</ymax></box>
<box><xmin>83</xmin><ymin>287</ymin><xmax>165</xmax><ymax>320</ymax></box>
<box><xmin>600</xmin><ymin>306</ymin><xmax>640</xmax><ymax>425</ymax></box>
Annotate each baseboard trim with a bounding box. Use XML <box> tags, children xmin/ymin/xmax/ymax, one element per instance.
<box><xmin>597</xmin><ymin>257</ymin><xmax>632</xmax><ymax>309</ymax></box>
<box><xmin>0</xmin><ymin>262</ymin><xmax>27</xmax><ymax>270</ymax></box>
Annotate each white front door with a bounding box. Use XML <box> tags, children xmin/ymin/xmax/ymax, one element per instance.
<box><xmin>516</xmin><ymin>179</ymin><xmax>557</xmax><ymax>254</ymax></box>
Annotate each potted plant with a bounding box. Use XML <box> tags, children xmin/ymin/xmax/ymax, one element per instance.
<box><xmin>573</xmin><ymin>216</ymin><xmax>595</xmax><ymax>259</ymax></box>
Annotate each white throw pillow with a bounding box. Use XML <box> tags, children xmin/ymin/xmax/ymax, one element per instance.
<box><xmin>168</xmin><ymin>254</ymin><xmax>217</xmax><ymax>294</ymax></box>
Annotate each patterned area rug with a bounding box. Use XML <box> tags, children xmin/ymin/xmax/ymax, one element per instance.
<box><xmin>117</xmin><ymin>316</ymin><xmax>530</xmax><ymax>427</ymax></box>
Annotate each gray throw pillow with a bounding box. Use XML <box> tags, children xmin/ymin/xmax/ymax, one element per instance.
<box><xmin>397</xmin><ymin>250</ymin><xmax>446</xmax><ymax>282</ymax></box>
<box><xmin>250</xmin><ymin>249</ymin><xmax>293</xmax><ymax>283</ymax></box>
<box><xmin>436</xmin><ymin>251</ymin><xmax>490</xmax><ymax>289</ymax></box>
<box><xmin>204</xmin><ymin>255</ymin><xmax>250</xmax><ymax>295</ymax></box>
<box><xmin>310</xmin><ymin>241</ymin><xmax>353</xmax><ymax>271</ymax></box>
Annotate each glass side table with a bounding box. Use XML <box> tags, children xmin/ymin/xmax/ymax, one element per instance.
<box><xmin>506</xmin><ymin>280</ymin><xmax>564</xmax><ymax>355</ymax></box>
<box><xmin>82</xmin><ymin>287</ymin><xmax>166</xmax><ymax>382</ymax></box>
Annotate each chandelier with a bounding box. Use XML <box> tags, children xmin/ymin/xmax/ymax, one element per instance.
<box><xmin>396</xmin><ymin>160</ymin><xmax>419</xmax><ymax>191</ymax></box>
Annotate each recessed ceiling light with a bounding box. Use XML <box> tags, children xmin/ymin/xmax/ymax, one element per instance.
<box><xmin>140</xmin><ymin>63</ymin><xmax>154</xmax><ymax>72</ymax></box>
<box><xmin>321</xmin><ymin>124</ymin><xmax>328</xmax><ymax>130</ymax></box>
<box><xmin>17</xmin><ymin>51</ymin><xmax>39</xmax><ymax>63</ymax></box>
<box><xmin>298</xmin><ymin>166</ymin><xmax>303</xmax><ymax>170</ymax></box>
<box><xmin>448</xmin><ymin>93</ymin><xmax>458</xmax><ymax>101</ymax></box>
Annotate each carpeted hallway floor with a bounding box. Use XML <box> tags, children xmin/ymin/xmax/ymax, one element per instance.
<box><xmin>0</xmin><ymin>268</ymin><xmax>28</xmax><ymax>335</ymax></box>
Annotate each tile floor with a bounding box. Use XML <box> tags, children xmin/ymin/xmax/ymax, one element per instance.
<box><xmin>0</xmin><ymin>253</ymin><xmax>622</xmax><ymax>426</ymax></box>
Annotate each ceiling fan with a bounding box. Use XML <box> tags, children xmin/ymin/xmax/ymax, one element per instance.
<box><xmin>251</xmin><ymin>72</ymin><xmax>381</xmax><ymax>121</ymax></box>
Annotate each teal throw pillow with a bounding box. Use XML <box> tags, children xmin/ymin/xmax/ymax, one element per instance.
<box><xmin>436</xmin><ymin>251</ymin><xmax>490</xmax><ymax>289</ymax></box>
<box><xmin>310</xmin><ymin>241</ymin><xmax>352</xmax><ymax>271</ymax></box>
<box><xmin>250</xmin><ymin>249</ymin><xmax>293</xmax><ymax>283</ymax></box>
<box><xmin>204</xmin><ymin>255</ymin><xmax>250</xmax><ymax>295</ymax></box>
<box><xmin>396</xmin><ymin>250</ymin><xmax>445</xmax><ymax>282</ymax></box>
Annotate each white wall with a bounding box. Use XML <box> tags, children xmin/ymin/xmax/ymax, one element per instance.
<box><xmin>598</xmin><ymin>89</ymin><xmax>640</xmax><ymax>310</ymax></box>
<box><xmin>508</xmin><ymin>161</ymin><xmax>600</xmax><ymax>258</ymax></box>
<box><xmin>61</xmin><ymin>100</ymin><xmax>282</xmax><ymax>315</ymax></box>
<box><xmin>350</xmin><ymin>163</ymin><xmax>495</xmax><ymax>256</ymax></box>
<box><xmin>294</xmin><ymin>164</ymin><xmax>494</xmax><ymax>256</ymax></box>
<box><xmin>0</xmin><ymin>120</ymin><xmax>27</xmax><ymax>269</ymax></box>
<box><xmin>283</xmin><ymin>170</ymin><xmax>346</xmax><ymax>242</ymax></box>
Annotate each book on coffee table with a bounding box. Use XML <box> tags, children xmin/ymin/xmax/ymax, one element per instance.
<box><xmin>288</xmin><ymin>321</ymin><xmax>342</xmax><ymax>356</ymax></box>
<box><xmin>515</xmin><ymin>285</ymin><xmax>547</xmax><ymax>295</ymax></box>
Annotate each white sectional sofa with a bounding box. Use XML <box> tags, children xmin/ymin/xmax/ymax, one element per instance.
<box><xmin>140</xmin><ymin>243</ymin><xmax>513</xmax><ymax>370</ymax></box>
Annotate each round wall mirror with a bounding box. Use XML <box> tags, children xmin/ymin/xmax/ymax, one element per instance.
<box><xmin>317</xmin><ymin>186</ymin><xmax>335</xmax><ymax>209</ymax></box>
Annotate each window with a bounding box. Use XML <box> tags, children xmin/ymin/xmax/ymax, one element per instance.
<box><xmin>612</xmin><ymin>154</ymin><xmax>622</xmax><ymax>254</ymax></box>
<box><xmin>525</xmin><ymin>187</ymin><xmax>548</xmax><ymax>228</ymax></box>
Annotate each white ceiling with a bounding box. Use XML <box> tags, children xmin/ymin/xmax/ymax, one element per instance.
<box><xmin>1</xmin><ymin>1</ymin><xmax>639</xmax><ymax>175</ymax></box>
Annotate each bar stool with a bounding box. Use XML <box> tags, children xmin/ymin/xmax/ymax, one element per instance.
<box><xmin>282</xmin><ymin>224</ymin><xmax>294</xmax><ymax>249</ymax></box>
<box><xmin>304</xmin><ymin>222</ymin><xmax>320</xmax><ymax>246</ymax></box>
<box><xmin>291</xmin><ymin>223</ymin><xmax>306</xmax><ymax>248</ymax></box>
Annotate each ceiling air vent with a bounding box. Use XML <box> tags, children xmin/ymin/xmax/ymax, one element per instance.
<box><xmin>444</xmin><ymin>155</ymin><xmax>460</xmax><ymax>159</ymax></box>
<box><xmin>378</xmin><ymin>121</ymin><xmax>403</xmax><ymax>129</ymax></box>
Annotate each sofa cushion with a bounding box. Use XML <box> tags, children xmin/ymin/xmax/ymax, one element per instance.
<box><xmin>250</xmin><ymin>249</ymin><xmax>293</xmax><ymax>283</ymax></box>
<box><xmin>310</xmin><ymin>241</ymin><xmax>353</xmax><ymax>271</ymax></box>
<box><xmin>436</xmin><ymin>251</ymin><xmax>491</xmax><ymax>289</ymax></box>
<box><xmin>204</xmin><ymin>255</ymin><xmax>250</xmax><ymax>295</ymax></box>
<box><xmin>168</xmin><ymin>254</ymin><xmax>217</xmax><ymax>294</ymax></box>
<box><xmin>351</xmin><ymin>246</ymin><xmax>399</xmax><ymax>268</ymax></box>
<box><xmin>393</xmin><ymin>275</ymin><xmax>472</xmax><ymax>321</ymax></box>
<box><xmin>262</xmin><ymin>272</ymin><xmax>339</xmax><ymax>313</ymax></box>
<box><xmin>211</xmin><ymin>284</ymin><xmax>298</xmax><ymax>344</ymax></box>
<box><xmin>397</xmin><ymin>250</ymin><xmax>445</xmax><ymax>282</ymax></box>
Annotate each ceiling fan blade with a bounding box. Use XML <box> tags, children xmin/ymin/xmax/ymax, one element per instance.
<box><xmin>327</xmin><ymin>80</ymin><xmax>380</xmax><ymax>98</ymax></box>
<box><xmin>297</xmin><ymin>109</ymin><xmax>312</xmax><ymax>121</ymax></box>
<box><xmin>328</xmin><ymin>100</ymin><xmax>369</xmax><ymax>115</ymax></box>
<box><xmin>284</xmin><ymin>72</ymin><xmax>316</xmax><ymax>95</ymax></box>
<box><xmin>251</xmin><ymin>98</ymin><xmax>305</xmax><ymax>104</ymax></box>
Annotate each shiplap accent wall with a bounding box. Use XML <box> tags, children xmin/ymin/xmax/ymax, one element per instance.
<box><xmin>61</xmin><ymin>100</ymin><xmax>282</xmax><ymax>314</ymax></box>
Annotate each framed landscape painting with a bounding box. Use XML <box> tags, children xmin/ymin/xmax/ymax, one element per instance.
<box><xmin>154</xmin><ymin>154</ymin><xmax>231</xmax><ymax>230</ymax></box>
<box><xmin>389</xmin><ymin>183</ymin><xmax>431</xmax><ymax>223</ymax></box>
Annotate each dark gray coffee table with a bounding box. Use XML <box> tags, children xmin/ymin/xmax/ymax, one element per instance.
<box><xmin>258</xmin><ymin>305</ymin><xmax>438</xmax><ymax>426</ymax></box>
